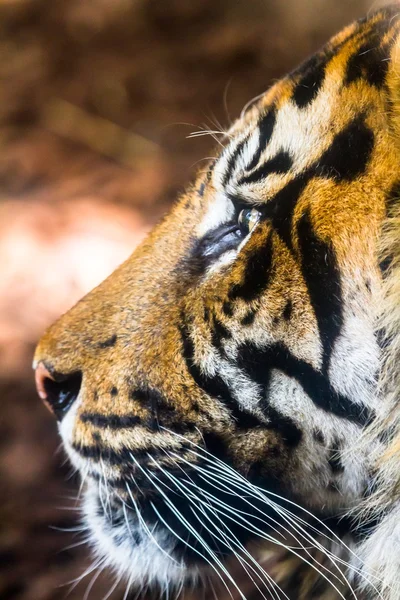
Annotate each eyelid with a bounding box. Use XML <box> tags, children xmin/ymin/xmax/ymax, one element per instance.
<box><xmin>227</xmin><ymin>192</ymin><xmax>247</xmax><ymax>204</ymax></box>
<box><xmin>214</xmin><ymin>223</ymin><xmax>240</xmax><ymax>241</ymax></box>
<box><xmin>226</xmin><ymin>192</ymin><xmax>263</xmax><ymax>220</ymax></box>
<box><xmin>201</xmin><ymin>223</ymin><xmax>240</xmax><ymax>257</ymax></box>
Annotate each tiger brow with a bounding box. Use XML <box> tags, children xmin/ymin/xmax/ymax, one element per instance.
<box><xmin>225</xmin><ymin>191</ymin><xmax>253</xmax><ymax>207</ymax></box>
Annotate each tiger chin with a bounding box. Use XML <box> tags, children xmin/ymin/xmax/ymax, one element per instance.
<box><xmin>34</xmin><ymin>6</ymin><xmax>400</xmax><ymax>600</ymax></box>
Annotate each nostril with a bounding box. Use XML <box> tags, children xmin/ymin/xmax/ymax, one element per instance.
<box><xmin>43</xmin><ymin>373</ymin><xmax>82</xmax><ymax>421</ymax></box>
<box><xmin>35</xmin><ymin>363</ymin><xmax>82</xmax><ymax>421</ymax></box>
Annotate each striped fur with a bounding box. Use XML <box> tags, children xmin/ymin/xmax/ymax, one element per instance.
<box><xmin>34</xmin><ymin>7</ymin><xmax>400</xmax><ymax>599</ymax></box>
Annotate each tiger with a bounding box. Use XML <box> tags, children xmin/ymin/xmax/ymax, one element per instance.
<box><xmin>33</xmin><ymin>6</ymin><xmax>400</xmax><ymax>599</ymax></box>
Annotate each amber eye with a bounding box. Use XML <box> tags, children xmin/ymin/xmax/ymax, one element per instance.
<box><xmin>238</xmin><ymin>207</ymin><xmax>261</xmax><ymax>236</ymax></box>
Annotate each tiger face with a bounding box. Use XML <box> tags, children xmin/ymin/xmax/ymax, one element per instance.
<box><xmin>34</xmin><ymin>7</ymin><xmax>400</xmax><ymax>597</ymax></box>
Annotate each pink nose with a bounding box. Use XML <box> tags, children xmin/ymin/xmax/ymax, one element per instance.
<box><xmin>35</xmin><ymin>362</ymin><xmax>54</xmax><ymax>411</ymax></box>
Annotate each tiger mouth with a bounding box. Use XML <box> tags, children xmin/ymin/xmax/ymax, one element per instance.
<box><xmin>86</xmin><ymin>472</ymin><xmax>264</xmax><ymax>569</ymax></box>
<box><xmin>77</xmin><ymin>433</ymin><xmax>361</xmax><ymax>597</ymax></box>
<box><xmin>82</xmin><ymin>451</ymin><xmax>300</xmax><ymax>571</ymax></box>
<box><xmin>76</xmin><ymin>429</ymin><xmax>360</xmax><ymax>584</ymax></box>
<box><xmin>83</xmin><ymin>465</ymin><xmax>358</xmax><ymax>592</ymax></box>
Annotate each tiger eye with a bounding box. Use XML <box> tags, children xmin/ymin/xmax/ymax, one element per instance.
<box><xmin>238</xmin><ymin>207</ymin><xmax>261</xmax><ymax>235</ymax></box>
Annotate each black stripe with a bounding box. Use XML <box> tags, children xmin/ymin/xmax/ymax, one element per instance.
<box><xmin>297</xmin><ymin>210</ymin><xmax>343</xmax><ymax>373</ymax></box>
<box><xmin>245</xmin><ymin>116</ymin><xmax>373</xmax><ymax>250</ymax></box>
<box><xmin>239</xmin><ymin>150</ymin><xmax>292</xmax><ymax>185</ymax></box>
<box><xmin>222</xmin><ymin>300</ymin><xmax>233</xmax><ymax>317</ymax></box>
<box><xmin>327</xmin><ymin>440</ymin><xmax>344</xmax><ymax>473</ymax></box>
<box><xmin>316</xmin><ymin>114</ymin><xmax>374</xmax><ymax>181</ymax></box>
<box><xmin>179</xmin><ymin>320</ymin><xmax>261</xmax><ymax>428</ymax></box>
<box><xmin>181</xmin><ymin>319</ymin><xmax>302</xmax><ymax>445</ymax></box>
<box><xmin>129</xmin><ymin>387</ymin><xmax>199</xmax><ymax>432</ymax></box>
<box><xmin>263</xmin><ymin>172</ymin><xmax>310</xmax><ymax>249</ymax></box>
<box><xmin>344</xmin><ymin>17</ymin><xmax>397</xmax><ymax>89</ymax></box>
<box><xmin>385</xmin><ymin>179</ymin><xmax>400</xmax><ymax>215</ymax></box>
<box><xmin>241</xmin><ymin>310</ymin><xmax>256</xmax><ymax>326</ymax></box>
<box><xmin>379</xmin><ymin>254</ymin><xmax>393</xmax><ymax>276</ymax></box>
<box><xmin>96</xmin><ymin>334</ymin><xmax>117</xmax><ymax>349</ymax></box>
<box><xmin>210</xmin><ymin>314</ymin><xmax>231</xmax><ymax>351</ymax></box>
<box><xmin>228</xmin><ymin>228</ymin><xmax>273</xmax><ymax>302</ymax></box>
<box><xmin>80</xmin><ymin>413</ymin><xmax>141</xmax><ymax>428</ymax></box>
<box><xmin>282</xmin><ymin>299</ymin><xmax>293</xmax><ymax>321</ymax></box>
<box><xmin>82</xmin><ymin>410</ymin><xmax>196</xmax><ymax>435</ymax></box>
<box><xmin>72</xmin><ymin>441</ymin><xmax>192</xmax><ymax>465</ymax></box>
<box><xmin>221</xmin><ymin>138</ymin><xmax>247</xmax><ymax>187</ymax></box>
<box><xmin>245</xmin><ymin>109</ymin><xmax>276</xmax><ymax>172</ymax></box>
<box><xmin>292</xmin><ymin>52</ymin><xmax>328</xmax><ymax>109</ymax></box>
<box><xmin>131</xmin><ymin>388</ymin><xmax>163</xmax><ymax>431</ymax></box>
<box><xmin>237</xmin><ymin>341</ymin><xmax>372</xmax><ymax>426</ymax></box>
<box><xmin>130</xmin><ymin>387</ymin><xmax>174</xmax><ymax>413</ymax></box>
<box><xmin>262</xmin><ymin>404</ymin><xmax>302</xmax><ymax>447</ymax></box>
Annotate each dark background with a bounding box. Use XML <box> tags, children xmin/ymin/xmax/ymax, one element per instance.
<box><xmin>0</xmin><ymin>1</ymin><xmax>384</xmax><ymax>598</ymax></box>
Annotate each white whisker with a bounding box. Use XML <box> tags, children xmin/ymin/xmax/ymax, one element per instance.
<box><xmin>124</xmin><ymin>477</ymin><xmax>180</xmax><ymax>566</ymax></box>
<box><xmin>101</xmin><ymin>573</ymin><xmax>122</xmax><ymax>600</ymax></box>
<box><xmin>64</xmin><ymin>557</ymin><xmax>107</xmax><ymax>594</ymax></box>
<box><xmin>163</xmin><ymin>456</ymin><xmax>349</xmax><ymax>597</ymax></box>
<box><xmin>132</xmin><ymin>456</ymin><xmax>242</xmax><ymax>599</ymax></box>
<box><xmin>152</xmin><ymin>453</ymin><xmax>288</xmax><ymax>599</ymax></box>
<box><xmin>83</xmin><ymin>563</ymin><xmax>103</xmax><ymax>600</ymax></box>
<box><xmin>151</xmin><ymin>500</ymin><xmax>236</xmax><ymax>600</ymax></box>
<box><xmin>191</xmin><ymin>502</ymin><xmax>285</xmax><ymax>600</ymax></box>
<box><xmin>122</xmin><ymin>573</ymin><xmax>134</xmax><ymax>600</ymax></box>
<box><xmin>160</xmin><ymin>427</ymin><xmax>377</xmax><ymax>596</ymax></box>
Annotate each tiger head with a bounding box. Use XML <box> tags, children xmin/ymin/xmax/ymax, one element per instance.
<box><xmin>34</xmin><ymin>7</ymin><xmax>400</xmax><ymax>597</ymax></box>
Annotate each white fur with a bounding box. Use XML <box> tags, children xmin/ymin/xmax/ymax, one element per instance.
<box><xmin>358</xmin><ymin>504</ymin><xmax>400</xmax><ymax>599</ymax></box>
<box><xmin>82</xmin><ymin>483</ymin><xmax>190</xmax><ymax>589</ymax></box>
<box><xmin>196</xmin><ymin>190</ymin><xmax>234</xmax><ymax>237</ymax></box>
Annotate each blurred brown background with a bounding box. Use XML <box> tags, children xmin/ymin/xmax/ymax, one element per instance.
<box><xmin>0</xmin><ymin>1</ymin><xmax>387</xmax><ymax>599</ymax></box>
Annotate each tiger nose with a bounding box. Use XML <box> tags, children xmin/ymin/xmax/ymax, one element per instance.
<box><xmin>35</xmin><ymin>362</ymin><xmax>82</xmax><ymax>421</ymax></box>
